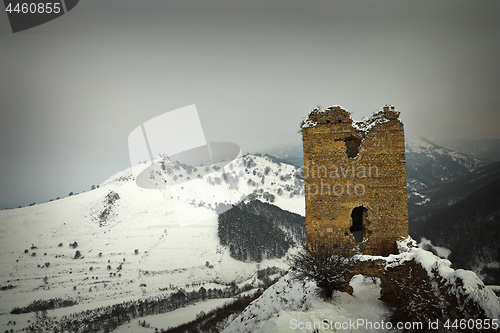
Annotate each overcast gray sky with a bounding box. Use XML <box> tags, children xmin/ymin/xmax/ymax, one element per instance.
<box><xmin>1</xmin><ymin>0</ymin><xmax>499</xmax><ymax>207</ymax></box>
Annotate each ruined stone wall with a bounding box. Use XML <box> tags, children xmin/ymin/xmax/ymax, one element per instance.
<box><xmin>301</xmin><ymin>105</ymin><xmax>408</xmax><ymax>256</ymax></box>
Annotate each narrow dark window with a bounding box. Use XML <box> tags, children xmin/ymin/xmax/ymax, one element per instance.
<box><xmin>350</xmin><ymin>206</ymin><xmax>367</xmax><ymax>243</ymax></box>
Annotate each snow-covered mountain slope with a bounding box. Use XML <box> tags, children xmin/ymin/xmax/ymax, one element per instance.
<box><xmin>223</xmin><ymin>238</ymin><xmax>500</xmax><ymax>333</ymax></box>
<box><xmin>405</xmin><ymin>135</ymin><xmax>486</xmax><ymax>192</ymax></box>
<box><xmin>223</xmin><ymin>274</ymin><xmax>387</xmax><ymax>333</ymax></box>
<box><xmin>240</xmin><ymin>154</ymin><xmax>304</xmax><ymax>215</ymax></box>
<box><xmin>0</xmin><ymin>154</ymin><xmax>305</xmax><ymax>332</ymax></box>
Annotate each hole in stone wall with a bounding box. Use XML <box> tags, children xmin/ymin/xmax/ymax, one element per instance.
<box><xmin>350</xmin><ymin>206</ymin><xmax>367</xmax><ymax>243</ymax></box>
<box><xmin>344</xmin><ymin>136</ymin><xmax>362</xmax><ymax>158</ymax></box>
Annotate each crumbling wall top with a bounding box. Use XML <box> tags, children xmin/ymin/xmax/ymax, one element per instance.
<box><xmin>301</xmin><ymin>105</ymin><xmax>351</xmax><ymax>129</ymax></box>
<box><xmin>353</xmin><ymin>105</ymin><xmax>400</xmax><ymax>133</ymax></box>
<box><xmin>301</xmin><ymin>104</ymin><xmax>400</xmax><ymax>134</ymax></box>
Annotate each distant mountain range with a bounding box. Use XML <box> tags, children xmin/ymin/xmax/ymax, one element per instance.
<box><xmin>266</xmin><ymin>145</ymin><xmax>304</xmax><ymax>167</ymax></box>
<box><xmin>435</xmin><ymin>137</ymin><xmax>500</xmax><ymax>162</ymax></box>
<box><xmin>405</xmin><ymin>135</ymin><xmax>486</xmax><ymax>190</ymax></box>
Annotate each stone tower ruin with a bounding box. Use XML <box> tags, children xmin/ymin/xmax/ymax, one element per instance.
<box><xmin>301</xmin><ymin>105</ymin><xmax>408</xmax><ymax>256</ymax></box>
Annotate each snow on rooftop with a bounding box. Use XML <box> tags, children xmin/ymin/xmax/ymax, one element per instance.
<box><xmin>311</xmin><ymin>105</ymin><xmax>347</xmax><ymax>113</ymax></box>
<box><xmin>326</xmin><ymin>104</ymin><xmax>346</xmax><ymax>110</ymax></box>
<box><xmin>300</xmin><ymin>119</ymin><xmax>318</xmax><ymax>129</ymax></box>
<box><xmin>352</xmin><ymin>105</ymin><xmax>396</xmax><ymax>133</ymax></box>
<box><xmin>300</xmin><ymin>105</ymin><xmax>346</xmax><ymax>130</ymax></box>
<box><xmin>301</xmin><ymin>104</ymin><xmax>396</xmax><ymax>131</ymax></box>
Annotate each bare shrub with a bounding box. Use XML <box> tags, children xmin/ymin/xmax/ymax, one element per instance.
<box><xmin>289</xmin><ymin>232</ymin><xmax>357</xmax><ymax>299</ymax></box>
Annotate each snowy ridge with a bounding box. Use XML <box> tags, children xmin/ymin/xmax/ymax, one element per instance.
<box><xmin>100</xmin><ymin>154</ymin><xmax>305</xmax><ymax>216</ymax></box>
<box><xmin>405</xmin><ymin>135</ymin><xmax>487</xmax><ymax>205</ymax></box>
<box><xmin>405</xmin><ymin>136</ymin><xmax>485</xmax><ymax>172</ymax></box>
<box><xmin>435</xmin><ymin>137</ymin><xmax>500</xmax><ymax>162</ymax></box>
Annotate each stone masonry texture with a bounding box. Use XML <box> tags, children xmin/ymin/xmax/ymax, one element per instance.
<box><xmin>301</xmin><ymin>105</ymin><xmax>408</xmax><ymax>256</ymax></box>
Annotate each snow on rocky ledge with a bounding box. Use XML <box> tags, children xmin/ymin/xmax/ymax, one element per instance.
<box><xmin>359</xmin><ymin>236</ymin><xmax>500</xmax><ymax>320</ymax></box>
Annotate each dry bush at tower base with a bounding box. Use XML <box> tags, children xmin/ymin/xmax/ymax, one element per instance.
<box><xmin>289</xmin><ymin>233</ymin><xmax>358</xmax><ymax>299</ymax></box>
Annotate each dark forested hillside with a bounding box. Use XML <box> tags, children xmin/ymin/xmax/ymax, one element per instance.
<box><xmin>412</xmin><ymin>178</ymin><xmax>500</xmax><ymax>284</ymax></box>
<box><xmin>218</xmin><ymin>200</ymin><xmax>305</xmax><ymax>262</ymax></box>
<box><xmin>413</xmin><ymin>160</ymin><xmax>500</xmax><ymax>212</ymax></box>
